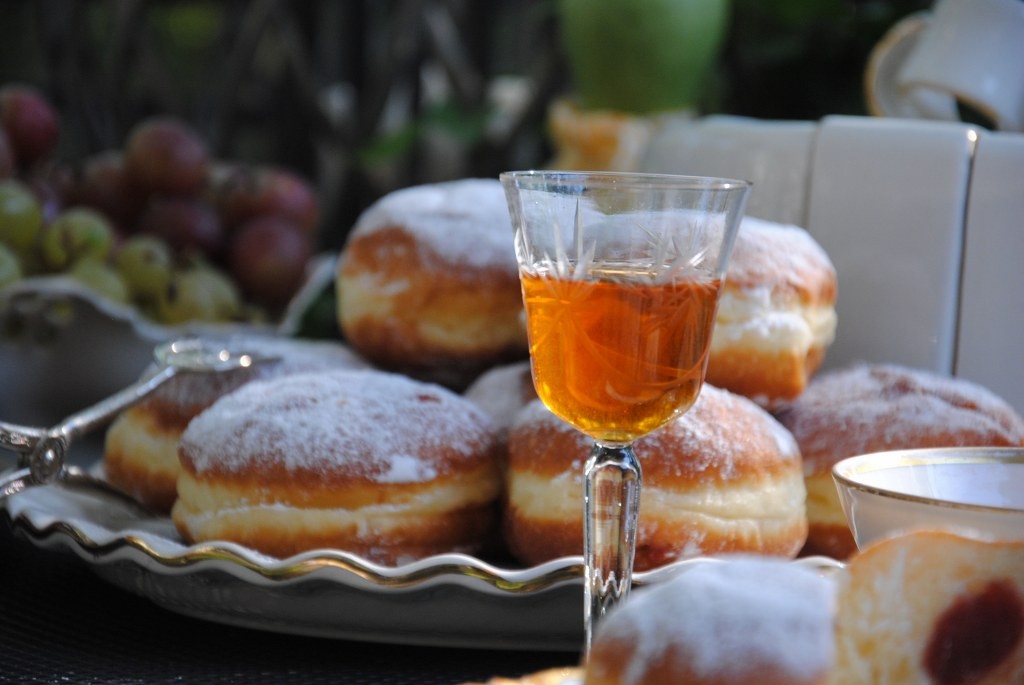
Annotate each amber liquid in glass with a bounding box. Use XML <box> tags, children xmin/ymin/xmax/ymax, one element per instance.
<box><xmin>521</xmin><ymin>266</ymin><xmax>722</xmax><ymax>444</ymax></box>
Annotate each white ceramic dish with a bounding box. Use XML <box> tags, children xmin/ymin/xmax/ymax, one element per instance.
<box><xmin>0</xmin><ymin>475</ymin><xmax>843</xmax><ymax>651</ymax></box>
<box><xmin>863</xmin><ymin>12</ymin><xmax>959</xmax><ymax>123</ymax></box>
<box><xmin>833</xmin><ymin>447</ymin><xmax>1024</xmax><ymax>550</ymax></box>
<box><xmin>807</xmin><ymin>115</ymin><xmax>976</xmax><ymax>376</ymax></box>
<box><xmin>638</xmin><ymin>114</ymin><xmax>818</xmax><ymax>228</ymax></box>
<box><xmin>957</xmin><ymin>133</ymin><xmax>1024</xmax><ymax>418</ymax></box>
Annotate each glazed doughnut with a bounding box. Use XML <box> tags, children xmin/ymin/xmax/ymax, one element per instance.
<box><xmin>503</xmin><ymin>385</ymin><xmax>808</xmax><ymax>570</ymax></box>
<box><xmin>584</xmin><ymin>556</ymin><xmax>836</xmax><ymax>685</ymax></box>
<box><xmin>103</xmin><ymin>335</ymin><xmax>369</xmax><ymax>512</ymax></box>
<box><xmin>336</xmin><ymin>178</ymin><xmax>527</xmax><ymax>390</ymax></box>
<box><xmin>707</xmin><ymin>216</ymin><xmax>837</xmax><ymax>408</ymax></box>
<box><xmin>775</xmin><ymin>363</ymin><xmax>1024</xmax><ymax>559</ymax></box>
<box><xmin>171</xmin><ymin>368</ymin><xmax>502</xmax><ymax>563</ymax></box>
<box><xmin>834</xmin><ymin>530</ymin><xmax>1024</xmax><ymax>685</ymax></box>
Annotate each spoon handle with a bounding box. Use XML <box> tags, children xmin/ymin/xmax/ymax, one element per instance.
<box><xmin>1</xmin><ymin>338</ymin><xmax>272</xmax><ymax>493</ymax></box>
<box><xmin>0</xmin><ymin>423</ymin><xmax>46</xmax><ymax>452</ymax></box>
<box><xmin>54</xmin><ymin>364</ymin><xmax>179</xmax><ymax>442</ymax></box>
<box><xmin>0</xmin><ymin>466</ymin><xmax>32</xmax><ymax>500</ymax></box>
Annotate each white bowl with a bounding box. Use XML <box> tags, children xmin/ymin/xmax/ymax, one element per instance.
<box><xmin>832</xmin><ymin>447</ymin><xmax>1024</xmax><ymax>550</ymax></box>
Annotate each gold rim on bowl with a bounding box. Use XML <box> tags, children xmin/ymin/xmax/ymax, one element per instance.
<box><xmin>832</xmin><ymin>446</ymin><xmax>1024</xmax><ymax>514</ymax></box>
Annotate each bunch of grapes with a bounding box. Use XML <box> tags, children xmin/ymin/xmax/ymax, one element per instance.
<box><xmin>0</xmin><ymin>82</ymin><xmax>318</xmax><ymax>325</ymax></box>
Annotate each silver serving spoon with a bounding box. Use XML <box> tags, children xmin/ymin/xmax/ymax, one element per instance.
<box><xmin>0</xmin><ymin>338</ymin><xmax>277</xmax><ymax>514</ymax></box>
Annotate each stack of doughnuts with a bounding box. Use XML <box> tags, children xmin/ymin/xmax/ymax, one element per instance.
<box><xmin>335</xmin><ymin>180</ymin><xmax>839</xmax><ymax>405</ymax></box>
<box><xmin>172</xmin><ymin>368</ymin><xmax>503</xmax><ymax>564</ymax></box>
<box><xmin>85</xmin><ymin>172</ymin><xmax>1024</xmax><ymax>681</ymax></box>
<box><xmin>335</xmin><ymin>178</ymin><xmax>528</xmax><ymax>390</ymax></box>
<box><xmin>102</xmin><ymin>335</ymin><xmax>369</xmax><ymax>512</ymax></box>
<box><xmin>707</xmin><ymin>216</ymin><xmax>838</xmax><ymax>408</ymax></box>
<box><xmin>97</xmin><ymin>175</ymin><xmax>1024</xmax><ymax>583</ymax></box>
<box><xmin>775</xmin><ymin>363</ymin><xmax>1024</xmax><ymax>559</ymax></box>
<box><xmin>502</xmin><ymin>384</ymin><xmax>808</xmax><ymax>570</ymax></box>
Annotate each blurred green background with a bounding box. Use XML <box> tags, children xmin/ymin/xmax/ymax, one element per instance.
<box><xmin>0</xmin><ymin>0</ymin><xmax>930</xmax><ymax>249</ymax></box>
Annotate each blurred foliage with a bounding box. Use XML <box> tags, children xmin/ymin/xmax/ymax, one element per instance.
<box><xmin>356</xmin><ymin>100</ymin><xmax>491</xmax><ymax>168</ymax></box>
<box><xmin>0</xmin><ymin>0</ymin><xmax>931</xmax><ymax>247</ymax></box>
<box><xmin>0</xmin><ymin>0</ymin><xmax>563</xmax><ymax>249</ymax></box>
<box><xmin>716</xmin><ymin>0</ymin><xmax>932</xmax><ymax>118</ymax></box>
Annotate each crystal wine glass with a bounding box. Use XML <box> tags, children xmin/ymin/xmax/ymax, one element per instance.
<box><xmin>500</xmin><ymin>171</ymin><xmax>751</xmax><ymax>653</ymax></box>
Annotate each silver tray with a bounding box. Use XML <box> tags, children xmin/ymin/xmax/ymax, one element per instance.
<box><xmin>2</xmin><ymin>478</ymin><xmax>843</xmax><ymax>651</ymax></box>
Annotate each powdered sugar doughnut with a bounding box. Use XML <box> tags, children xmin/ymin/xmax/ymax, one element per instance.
<box><xmin>103</xmin><ymin>335</ymin><xmax>370</xmax><ymax>512</ymax></box>
<box><xmin>171</xmin><ymin>368</ymin><xmax>502</xmax><ymax>563</ymax></box>
<box><xmin>775</xmin><ymin>363</ymin><xmax>1024</xmax><ymax>559</ymax></box>
<box><xmin>707</xmin><ymin>217</ymin><xmax>837</xmax><ymax>407</ymax></box>
<box><xmin>336</xmin><ymin>178</ymin><xmax>528</xmax><ymax>390</ymax></box>
<box><xmin>504</xmin><ymin>385</ymin><xmax>808</xmax><ymax>570</ymax></box>
<box><xmin>834</xmin><ymin>530</ymin><xmax>1024</xmax><ymax>685</ymax></box>
<box><xmin>584</xmin><ymin>556</ymin><xmax>836</xmax><ymax>685</ymax></box>
<box><xmin>464</xmin><ymin>360</ymin><xmax>536</xmax><ymax>456</ymax></box>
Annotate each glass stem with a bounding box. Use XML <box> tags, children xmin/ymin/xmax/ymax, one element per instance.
<box><xmin>583</xmin><ymin>440</ymin><xmax>642</xmax><ymax>657</ymax></box>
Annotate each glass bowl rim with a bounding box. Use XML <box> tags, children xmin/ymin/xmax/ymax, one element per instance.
<box><xmin>499</xmin><ymin>169</ymin><xmax>752</xmax><ymax>192</ymax></box>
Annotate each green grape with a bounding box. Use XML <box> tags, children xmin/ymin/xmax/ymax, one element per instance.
<box><xmin>0</xmin><ymin>179</ymin><xmax>43</xmax><ymax>251</ymax></box>
<box><xmin>69</xmin><ymin>257</ymin><xmax>130</xmax><ymax>303</ymax></box>
<box><xmin>0</xmin><ymin>243</ymin><xmax>23</xmax><ymax>288</ymax></box>
<box><xmin>40</xmin><ymin>208</ymin><xmax>115</xmax><ymax>271</ymax></box>
<box><xmin>154</xmin><ymin>268</ymin><xmax>235</xmax><ymax>324</ymax></box>
<box><xmin>115</xmin><ymin>235</ymin><xmax>173</xmax><ymax>301</ymax></box>
<box><xmin>189</xmin><ymin>263</ymin><xmax>243</xmax><ymax>321</ymax></box>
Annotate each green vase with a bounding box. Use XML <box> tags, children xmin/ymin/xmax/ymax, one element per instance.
<box><xmin>559</xmin><ymin>0</ymin><xmax>730</xmax><ymax>114</ymax></box>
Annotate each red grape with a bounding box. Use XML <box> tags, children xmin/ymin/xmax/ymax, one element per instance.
<box><xmin>202</xmin><ymin>160</ymin><xmax>241</xmax><ymax>201</ymax></box>
<box><xmin>216</xmin><ymin>165</ymin><xmax>319</xmax><ymax>235</ymax></box>
<box><xmin>227</xmin><ymin>215</ymin><xmax>311</xmax><ymax>308</ymax></box>
<box><xmin>123</xmin><ymin>117</ymin><xmax>209</xmax><ymax>196</ymax></box>
<box><xmin>68</xmin><ymin>151</ymin><xmax>145</xmax><ymax>231</ymax></box>
<box><xmin>0</xmin><ymin>84</ymin><xmax>60</xmax><ymax>167</ymax></box>
<box><xmin>137</xmin><ymin>195</ymin><xmax>223</xmax><ymax>259</ymax></box>
<box><xmin>0</xmin><ymin>129</ymin><xmax>15</xmax><ymax>178</ymax></box>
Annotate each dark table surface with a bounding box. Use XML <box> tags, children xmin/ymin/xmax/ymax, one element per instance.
<box><xmin>0</xmin><ymin>513</ymin><xmax>578</xmax><ymax>685</ymax></box>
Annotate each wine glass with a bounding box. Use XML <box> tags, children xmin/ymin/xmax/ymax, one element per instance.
<box><xmin>500</xmin><ymin>170</ymin><xmax>751</xmax><ymax>653</ymax></box>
